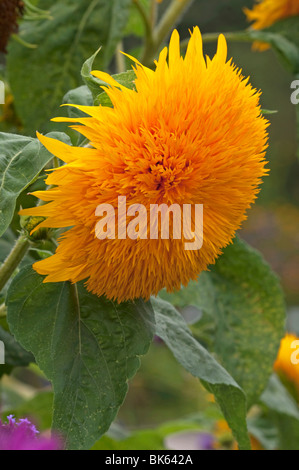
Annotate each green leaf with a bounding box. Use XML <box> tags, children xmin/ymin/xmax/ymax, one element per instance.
<box><xmin>249</xmin><ymin>23</ymin><xmax>299</xmax><ymax>75</ymax></box>
<box><xmin>7</xmin><ymin>0</ymin><xmax>132</xmax><ymax>133</ymax></box>
<box><xmin>81</xmin><ymin>49</ymin><xmax>136</xmax><ymax>105</ymax></box>
<box><xmin>260</xmin><ymin>374</ymin><xmax>299</xmax><ymax>450</ymax></box>
<box><xmin>266</xmin><ymin>17</ymin><xmax>299</xmax><ymax>59</ymax></box>
<box><xmin>6</xmin><ymin>265</ymin><xmax>155</xmax><ymax>450</ymax></box>
<box><xmin>0</xmin><ymin>132</ymin><xmax>71</xmax><ymax>237</ymax></box>
<box><xmin>260</xmin><ymin>374</ymin><xmax>299</xmax><ymax>420</ymax></box>
<box><xmin>151</xmin><ymin>296</ymin><xmax>251</xmax><ymax>450</ymax></box>
<box><xmin>160</xmin><ymin>238</ymin><xmax>285</xmax><ymax>408</ymax></box>
<box><xmin>63</xmin><ymin>85</ymin><xmax>93</xmax><ymax>119</ymax></box>
<box><xmin>81</xmin><ymin>47</ymin><xmax>104</xmax><ymax>100</ymax></box>
<box><xmin>247</xmin><ymin>414</ymin><xmax>278</xmax><ymax>451</ymax></box>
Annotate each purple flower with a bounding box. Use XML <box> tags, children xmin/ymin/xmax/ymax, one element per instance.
<box><xmin>0</xmin><ymin>415</ymin><xmax>61</xmax><ymax>450</ymax></box>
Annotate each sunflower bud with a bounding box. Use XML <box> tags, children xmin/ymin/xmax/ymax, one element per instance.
<box><xmin>20</xmin><ymin>214</ymin><xmax>47</xmax><ymax>241</ymax></box>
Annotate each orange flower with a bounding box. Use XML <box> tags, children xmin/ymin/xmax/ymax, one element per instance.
<box><xmin>21</xmin><ymin>28</ymin><xmax>269</xmax><ymax>302</ymax></box>
<box><xmin>245</xmin><ymin>0</ymin><xmax>299</xmax><ymax>30</ymax></box>
<box><xmin>274</xmin><ymin>333</ymin><xmax>299</xmax><ymax>390</ymax></box>
<box><xmin>244</xmin><ymin>0</ymin><xmax>299</xmax><ymax>50</ymax></box>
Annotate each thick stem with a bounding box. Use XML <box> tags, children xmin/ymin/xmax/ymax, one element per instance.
<box><xmin>0</xmin><ymin>235</ymin><xmax>30</xmax><ymax>292</ymax></box>
<box><xmin>53</xmin><ymin>156</ymin><xmax>60</xmax><ymax>169</ymax></box>
<box><xmin>142</xmin><ymin>0</ymin><xmax>193</xmax><ymax>66</ymax></box>
<box><xmin>116</xmin><ymin>40</ymin><xmax>126</xmax><ymax>74</ymax></box>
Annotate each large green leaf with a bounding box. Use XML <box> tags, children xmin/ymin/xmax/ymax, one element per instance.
<box><xmin>151</xmin><ymin>296</ymin><xmax>251</xmax><ymax>450</ymax></box>
<box><xmin>7</xmin><ymin>0</ymin><xmax>131</xmax><ymax>133</ymax></box>
<box><xmin>0</xmin><ymin>132</ymin><xmax>71</xmax><ymax>237</ymax></box>
<box><xmin>160</xmin><ymin>238</ymin><xmax>285</xmax><ymax>408</ymax></box>
<box><xmin>6</xmin><ymin>266</ymin><xmax>155</xmax><ymax>450</ymax></box>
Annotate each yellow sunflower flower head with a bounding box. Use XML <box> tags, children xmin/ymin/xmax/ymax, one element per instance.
<box><xmin>274</xmin><ymin>333</ymin><xmax>299</xmax><ymax>391</ymax></box>
<box><xmin>21</xmin><ymin>28</ymin><xmax>269</xmax><ymax>303</ymax></box>
<box><xmin>244</xmin><ymin>0</ymin><xmax>299</xmax><ymax>50</ymax></box>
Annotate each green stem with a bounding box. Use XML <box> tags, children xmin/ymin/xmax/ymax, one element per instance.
<box><xmin>143</xmin><ymin>0</ymin><xmax>194</xmax><ymax>66</ymax></box>
<box><xmin>53</xmin><ymin>156</ymin><xmax>60</xmax><ymax>169</ymax></box>
<box><xmin>116</xmin><ymin>41</ymin><xmax>126</xmax><ymax>74</ymax></box>
<box><xmin>0</xmin><ymin>235</ymin><xmax>30</xmax><ymax>292</ymax></box>
<box><xmin>23</xmin><ymin>0</ymin><xmax>51</xmax><ymax>16</ymax></box>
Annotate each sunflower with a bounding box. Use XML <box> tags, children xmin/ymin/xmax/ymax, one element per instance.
<box><xmin>274</xmin><ymin>333</ymin><xmax>299</xmax><ymax>391</ymax></box>
<box><xmin>21</xmin><ymin>28</ymin><xmax>269</xmax><ymax>302</ymax></box>
<box><xmin>0</xmin><ymin>0</ymin><xmax>24</xmax><ymax>53</ymax></box>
